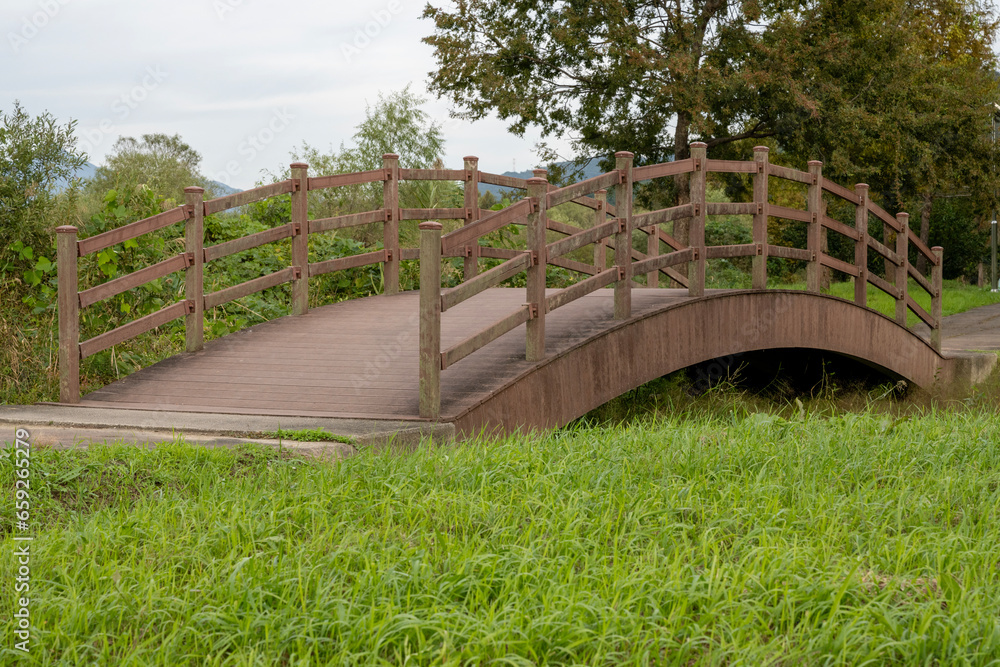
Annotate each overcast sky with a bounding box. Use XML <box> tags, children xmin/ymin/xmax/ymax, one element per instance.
<box><xmin>2</xmin><ymin>0</ymin><xmax>569</xmax><ymax>189</ymax></box>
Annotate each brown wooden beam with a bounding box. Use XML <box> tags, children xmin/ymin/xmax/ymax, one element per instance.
<box><xmin>418</xmin><ymin>222</ymin><xmax>443</xmax><ymax>419</ymax></box>
<box><xmin>56</xmin><ymin>225</ymin><xmax>79</xmax><ymax>403</ymax></box>
<box><xmin>184</xmin><ymin>187</ymin><xmax>205</xmax><ymax>352</ymax></box>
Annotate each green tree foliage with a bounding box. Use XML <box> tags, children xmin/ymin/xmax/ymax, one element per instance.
<box><xmin>349</xmin><ymin>85</ymin><xmax>445</xmax><ymax>172</ymax></box>
<box><xmin>768</xmin><ymin>0</ymin><xmax>999</xmax><ymax>227</ymax></box>
<box><xmin>927</xmin><ymin>197</ymin><xmax>992</xmax><ymax>278</ymax></box>
<box><xmin>87</xmin><ymin>133</ymin><xmax>216</xmax><ymax>206</ymax></box>
<box><xmin>0</xmin><ymin>100</ymin><xmax>86</xmax><ymax>272</ymax></box>
<box><xmin>292</xmin><ymin>85</ymin><xmax>448</xmax><ymax>218</ymax></box>
<box><xmin>423</xmin><ymin>0</ymin><xmax>1000</xmax><ymax>258</ymax></box>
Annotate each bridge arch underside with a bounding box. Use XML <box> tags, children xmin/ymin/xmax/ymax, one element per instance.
<box><xmin>453</xmin><ymin>291</ymin><xmax>948</xmax><ymax>436</ymax></box>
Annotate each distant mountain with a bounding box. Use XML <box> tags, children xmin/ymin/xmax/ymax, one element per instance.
<box><xmin>209</xmin><ymin>180</ymin><xmax>241</xmax><ymax>196</ymax></box>
<box><xmin>479</xmin><ymin>158</ymin><xmax>608</xmax><ymax>199</ymax></box>
<box><xmin>55</xmin><ymin>161</ymin><xmax>241</xmax><ymax>198</ymax></box>
<box><xmin>52</xmin><ymin>161</ymin><xmax>97</xmax><ymax>190</ymax></box>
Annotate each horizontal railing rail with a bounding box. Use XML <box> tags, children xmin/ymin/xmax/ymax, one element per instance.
<box><xmin>441</xmin><ymin>253</ymin><xmax>531</xmax><ymax>312</ymax></box>
<box><xmin>77</xmin><ymin>206</ymin><xmax>189</xmax><ymax>257</ymax></box>
<box><xmin>631</xmin><ymin>158</ymin><xmax>695</xmax><ymax>181</ymax></box>
<box><xmin>308</xmin><ymin>209</ymin><xmax>387</xmax><ymax>234</ymax></box>
<box><xmin>478</xmin><ymin>171</ymin><xmax>528</xmax><ymax>190</ymax></box>
<box><xmin>204</xmin><ymin>222</ymin><xmax>299</xmax><ymax>263</ymax></box>
<box><xmin>204</xmin><ymin>180</ymin><xmax>296</xmax><ymax>215</ymax></box>
<box><xmin>77</xmin><ymin>252</ymin><xmax>193</xmax><ymax>309</ymax></box>
<box><xmin>441</xmin><ymin>198</ymin><xmax>533</xmax><ymax>253</ymax></box>
<box><xmin>545</xmin><ymin>171</ymin><xmax>622</xmax><ymax>209</ymax></box>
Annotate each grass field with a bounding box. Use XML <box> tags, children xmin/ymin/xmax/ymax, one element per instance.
<box><xmin>3</xmin><ymin>399</ymin><xmax>1000</xmax><ymax>665</ymax></box>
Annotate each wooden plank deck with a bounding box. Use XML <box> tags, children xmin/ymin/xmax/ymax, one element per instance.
<box><xmin>79</xmin><ymin>288</ymin><xmax>696</xmax><ymax>420</ymax></box>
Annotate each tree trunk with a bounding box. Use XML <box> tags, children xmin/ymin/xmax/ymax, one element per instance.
<box><xmin>916</xmin><ymin>192</ymin><xmax>932</xmax><ymax>275</ymax></box>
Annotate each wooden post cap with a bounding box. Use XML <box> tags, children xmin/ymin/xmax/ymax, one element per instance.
<box><xmin>932</xmin><ymin>246</ymin><xmax>943</xmax><ymax>252</ymax></box>
<box><xmin>754</xmin><ymin>146</ymin><xmax>770</xmax><ymax>153</ymax></box>
<box><xmin>463</xmin><ymin>156</ymin><xmax>479</xmax><ymax>162</ymax></box>
<box><xmin>808</xmin><ymin>160</ymin><xmax>823</xmax><ymax>166</ymax></box>
<box><xmin>290</xmin><ymin>162</ymin><xmax>308</xmax><ymax>169</ymax></box>
<box><xmin>184</xmin><ymin>186</ymin><xmax>205</xmax><ymax>194</ymax></box>
<box><xmin>614</xmin><ymin>151</ymin><xmax>635</xmax><ymax>158</ymax></box>
<box><xmin>688</xmin><ymin>143</ymin><xmax>707</xmax><ymax>149</ymax></box>
<box><xmin>419</xmin><ymin>221</ymin><xmax>443</xmax><ymax>231</ymax></box>
<box><xmin>55</xmin><ymin>225</ymin><xmax>78</xmax><ymax>234</ymax></box>
<box><xmin>383</xmin><ymin>153</ymin><xmax>400</xmax><ymax>160</ymax></box>
<box><xmin>855</xmin><ymin>183</ymin><xmax>869</xmax><ymax>190</ymax></box>
<box><xmin>532</xmin><ymin>169</ymin><xmax>548</xmax><ymax>178</ymax></box>
<box><xmin>526</xmin><ymin>177</ymin><xmax>548</xmax><ymax>185</ymax></box>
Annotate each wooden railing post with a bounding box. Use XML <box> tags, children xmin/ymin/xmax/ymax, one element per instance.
<box><xmin>689</xmin><ymin>143</ymin><xmax>707</xmax><ymax>297</ymax></box>
<box><xmin>644</xmin><ymin>181</ymin><xmax>659</xmax><ymax>288</ymax></box>
<box><xmin>931</xmin><ymin>246</ymin><xmax>943</xmax><ymax>352</ymax></box>
<box><xmin>895</xmin><ymin>212</ymin><xmax>909</xmax><ymax>326</ymax></box>
<box><xmin>418</xmin><ymin>221</ymin><xmax>442</xmax><ymax>419</ymax></box>
<box><xmin>383</xmin><ymin>153</ymin><xmax>401</xmax><ymax>295</ymax></box>
<box><xmin>290</xmin><ymin>162</ymin><xmax>309</xmax><ymax>315</ymax></box>
<box><xmin>526</xmin><ymin>176</ymin><xmax>548</xmax><ymax>361</ymax></box>
<box><xmin>594</xmin><ymin>189</ymin><xmax>607</xmax><ymax>273</ymax></box>
<box><xmin>56</xmin><ymin>225</ymin><xmax>79</xmax><ymax>403</ymax></box>
<box><xmin>752</xmin><ymin>146</ymin><xmax>769</xmax><ymax>289</ymax></box>
<box><xmin>614</xmin><ymin>152</ymin><xmax>634</xmax><ymax>317</ymax></box>
<box><xmin>884</xmin><ymin>222</ymin><xmax>896</xmax><ymax>287</ymax></box>
<box><xmin>854</xmin><ymin>184</ymin><xmax>869</xmax><ymax>308</ymax></box>
<box><xmin>807</xmin><ymin>161</ymin><xmax>823</xmax><ymax>292</ymax></box>
<box><xmin>463</xmin><ymin>156</ymin><xmax>480</xmax><ymax>280</ymax></box>
<box><xmin>184</xmin><ymin>187</ymin><xmax>205</xmax><ymax>352</ymax></box>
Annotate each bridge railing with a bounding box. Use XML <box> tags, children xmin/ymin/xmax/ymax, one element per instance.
<box><xmin>415</xmin><ymin>143</ymin><xmax>944</xmax><ymax>418</ymax></box>
<box><xmin>55</xmin><ymin>146</ymin><xmax>943</xmax><ymax>413</ymax></box>
<box><xmin>55</xmin><ymin>155</ymin><xmax>564</xmax><ymax>403</ymax></box>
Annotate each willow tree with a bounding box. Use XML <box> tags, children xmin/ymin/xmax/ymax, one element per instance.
<box><xmin>422</xmin><ymin>0</ymin><xmax>999</xmax><ymax>248</ymax></box>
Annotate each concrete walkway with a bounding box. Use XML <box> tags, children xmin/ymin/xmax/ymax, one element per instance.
<box><xmin>918</xmin><ymin>301</ymin><xmax>1000</xmax><ymax>352</ymax></box>
<box><xmin>0</xmin><ymin>404</ymin><xmax>453</xmax><ymax>457</ymax></box>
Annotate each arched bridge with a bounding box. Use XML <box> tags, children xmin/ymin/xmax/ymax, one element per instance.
<box><xmin>55</xmin><ymin>144</ymin><xmax>968</xmax><ymax>436</ymax></box>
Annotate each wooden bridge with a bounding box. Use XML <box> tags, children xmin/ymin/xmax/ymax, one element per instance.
<box><xmin>55</xmin><ymin>143</ymin><xmax>959</xmax><ymax>435</ymax></box>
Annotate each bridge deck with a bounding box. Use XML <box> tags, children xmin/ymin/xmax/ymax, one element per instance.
<box><xmin>80</xmin><ymin>289</ymin><xmax>698</xmax><ymax>420</ymax></box>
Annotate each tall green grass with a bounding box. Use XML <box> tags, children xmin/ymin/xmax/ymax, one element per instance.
<box><xmin>3</xmin><ymin>406</ymin><xmax>1000</xmax><ymax>665</ymax></box>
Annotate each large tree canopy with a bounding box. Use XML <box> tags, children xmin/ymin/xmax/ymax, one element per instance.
<box><xmin>422</xmin><ymin>0</ymin><xmax>999</xmax><ymax>220</ymax></box>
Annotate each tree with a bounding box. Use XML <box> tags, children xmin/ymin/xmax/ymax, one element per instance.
<box><xmin>0</xmin><ymin>101</ymin><xmax>86</xmax><ymax>269</ymax></box>
<box><xmin>87</xmin><ymin>133</ymin><xmax>215</xmax><ymax>206</ymax></box>
<box><xmin>350</xmin><ymin>85</ymin><xmax>445</xmax><ymax>171</ymax></box>
<box><xmin>768</xmin><ymin>0</ymin><xmax>999</xmax><ymax>258</ymax></box>
<box><xmin>291</xmin><ymin>85</ymin><xmax>449</xmax><ymax>219</ymax></box>
<box><xmin>422</xmin><ymin>0</ymin><xmax>999</xmax><ymax>248</ymax></box>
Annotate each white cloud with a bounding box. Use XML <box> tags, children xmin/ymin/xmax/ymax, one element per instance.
<box><xmin>1</xmin><ymin>0</ymin><xmax>572</xmax><ymax>188</ymax></box>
